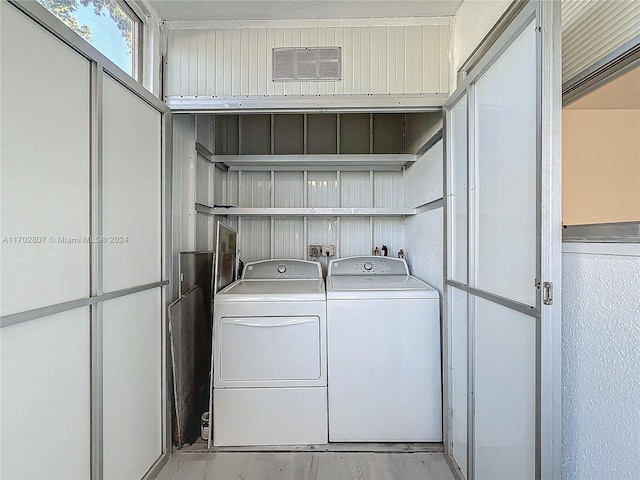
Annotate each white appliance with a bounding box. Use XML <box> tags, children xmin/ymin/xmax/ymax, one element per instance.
<box><xmin>212</xmin><ymin>259</ymin><xmax>327</xmax><ymax>446</ymax></box>
<box><xmin>326</xmin><ymin>256</ymin><xmax>442</xmax><ymax>442</ymax></box>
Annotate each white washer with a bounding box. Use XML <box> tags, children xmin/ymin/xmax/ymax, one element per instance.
<box><xmin>326</xmin><ymin>256</ymin><xmax>442</xmax><ymax>442</ymax></box>
<box><xmin>212</xmin><ymin>259</ymin><xmax>327</xmax><ymax>446</ymax></box>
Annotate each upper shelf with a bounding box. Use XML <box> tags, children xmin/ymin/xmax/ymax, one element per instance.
<box><xmin>195</xmin><ymin>203</ymin><xmax>416</xmax><ymax>217</ymax></box>
<box><xmin>214</xmin><ymin>154</ymin><xmax>415</xmax><ymax>171</ymax></box>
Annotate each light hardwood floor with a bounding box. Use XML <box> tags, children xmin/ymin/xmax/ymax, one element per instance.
<box><xmin>156</xmin><ymin>452</ymin><xmax>456</xmax><ymax>480</ymax></box>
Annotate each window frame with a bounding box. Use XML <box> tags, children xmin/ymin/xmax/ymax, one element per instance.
<box><xmin>36</xmin><ymin>0</ymin><xmax>144</xmax><ymax>82</ymax></box>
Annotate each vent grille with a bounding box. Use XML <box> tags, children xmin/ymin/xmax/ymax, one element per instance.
<box><xmin>273</xmin><ymin>47</ymin><xmax>341</xmax><ymax>82</ymax></box>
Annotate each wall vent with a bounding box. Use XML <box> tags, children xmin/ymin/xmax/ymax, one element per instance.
<box><xmin>272</xmin><ymin>47</ymin><xmax>341</xmax><ymax>82</ymax></box>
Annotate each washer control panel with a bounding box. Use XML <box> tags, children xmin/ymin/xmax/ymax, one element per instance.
<box><xmin>329</xmin><ymin>256</ymin><xmax>409</xmax><ymax>276</ymax></box>
<box><xmin>243</xmin><ymin>259</ymin><xmax>322</xmax><ymax>279</ymax></box>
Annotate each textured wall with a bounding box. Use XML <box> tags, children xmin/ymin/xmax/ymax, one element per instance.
<box><xmin>166</xmin><ymin>21</ymin><xmax>450</xmax><ymax>97</ymax></box>
<box><xmin>562</xmin><ymin>243</ymin><xmax>640</xmax><ymax>480</ymax></box>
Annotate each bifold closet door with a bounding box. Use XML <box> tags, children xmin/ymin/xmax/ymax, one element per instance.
<box><xmin>472</xmin><ymin>21</ymin><xmax>537</xmax><ymax>480</ymax></box>
<box><xmin>102</xmin><ymin>75</ymin><xmax>163</xmax><ymax>480</ymax></box>
<box><xmin>0</xmin><ymin>2</ymin><xmax>92</xmax><ymax>477</ymax></box>
<box><xmin>445</xmin><ymin>2</ymin><xmax>562</xmax><ymax>479</ymax></box>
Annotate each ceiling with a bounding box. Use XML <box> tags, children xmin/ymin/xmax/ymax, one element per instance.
<box><xmin>148</xmin><ymin>0</ymin><xmax>464</xmax><ymax>22</ymax></box>
<box><xmin>566</xmin><ymin>65</ymin><xmax>640</xmax><ymax>110</ymax></box>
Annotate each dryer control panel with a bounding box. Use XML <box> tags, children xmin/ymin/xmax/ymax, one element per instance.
<box><xmin>328</xmin><ymin>256</ymin><xmax>409</xmax><ymax>276</ymax></box>
<box><xmin>242</xmin><ymin>259</ymin><xmax>323</xmax><ymax>279</ymax></box>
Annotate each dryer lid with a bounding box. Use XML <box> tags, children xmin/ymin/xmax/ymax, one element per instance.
<box><xmin>216</xmin><ymin>278</ymin><xmax>326</xmax><ymax>303</ymax></box>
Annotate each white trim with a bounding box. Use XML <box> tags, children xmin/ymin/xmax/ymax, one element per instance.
<box><xmin>562</xmin><ymin>242</ymin><xmax>640</xmax><ymax>257</ymax></box>
<box><xmin>165</xmin><ymin>16</ymin><xmax>452</xmax><ymax>30</ymax></box>
<box><xmin>166</xmin><ymin>95</ymin><xmax>447</xmax><ymax>113</ymax></box>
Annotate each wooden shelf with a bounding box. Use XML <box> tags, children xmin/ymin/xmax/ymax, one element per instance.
<box><xmin>195</xmin><ymin>203</ymin><xmax>416</xmax><ymax>217</ymax></box>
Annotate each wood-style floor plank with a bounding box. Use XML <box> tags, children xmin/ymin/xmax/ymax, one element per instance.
<box><xmin>156</xmin><ymin>452</ymin><xmax>456</xmax><ymax>480</ymax></box>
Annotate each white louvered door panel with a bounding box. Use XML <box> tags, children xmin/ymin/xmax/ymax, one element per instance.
<box><xmin>562</xmin><ymin>0</ymin><xmax>640</xmax><ymax>83</ymax></box>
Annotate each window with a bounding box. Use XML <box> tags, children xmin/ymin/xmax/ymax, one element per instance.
<box><xmin>37</xmin><ymin>0</ymin><xmax>141</xmax><ymax>78</ymax></box>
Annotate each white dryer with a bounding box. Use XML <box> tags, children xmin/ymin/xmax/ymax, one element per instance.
<box><xmin>212</xmin><ymin>259</ymin><xmax>327</xmax><ymax>446</ymax></box>
<box><xmin>326</xmin><ymin>256</ymin><xmax>442</xmax><ymax>442</ymax></box>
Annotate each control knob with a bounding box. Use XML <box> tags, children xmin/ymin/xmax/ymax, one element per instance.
<box><xmin>364</xmin><ymin>262</ymin><xmax>373</xmax><ymax>271</ymax></box>
<box><xmin>277</xmin><ymin>264</ymin><xmax>287</xmax><ymax>274</ymax></box>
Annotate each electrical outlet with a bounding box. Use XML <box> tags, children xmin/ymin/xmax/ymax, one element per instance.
<box><xmin>321</xmin><ymin>245</ymin><xmax>335</xmax><ymax>257</ymax></box>
<box><xmin>308</xmin><ymin>245</ymin><xmax>322</xmax><ymax>257</ymax></box>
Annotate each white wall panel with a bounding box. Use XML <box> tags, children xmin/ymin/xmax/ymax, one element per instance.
<box><xmin>373</xmin><ymin>218</ymin><xmax>404</xmax><ymax>259</ymax></box>
<box><xmin>341</xmin><ymin>172</ymin><xmax>373</xmax><ymax>208</ymax></box>
<box><xmin>374</xmin><ymin>171</ymin><xmax>404</xmax><ymax>208</ymax></box>
<box><xmin>239</xmin><ymin>171</ymin><xmax>271</xmax><ymax>207</ymax></box>
<box><xmin>405</xmin><ymin>140</ymin><xmax>444</xmax><ymax>208</ymax></box>
<box><xmin>103</xmin><ymin>289</ymin><xmax>162</xmax><ymax>480</ymax></box>
<box><xmin>340</xmin><ymin>218</ymin><xmax>372</xmax><ymax>257</ymax></box>
<box><xmin>196</xmin><ymin>154</ymin><xmax>214</xmax><ymax>206</ymax></box>
<box><xmin>404</xmin><ymin>208</ymin><xmax>443</xmax><ymax>292</ymax></box>
<box><xmin>196</xmin><ymin>115</ymin><xmax>215</xmax><ymax>152</ymax></box>
<box><xmin>562</xmin><ymin>243</ymin><xmax>640</xmax><ymax>480</ymax></box>
<box><xmin>196</xmin><ymin>212</ymin><xmax>214</xmax><ymax>251</ymax></box>
<box><xmin>308</xmin><ymin>172</ymin><xmax>339</xmax><ymax>207</ymax></box>
<box><xmin>274</xmin><ymin>172</ymin><xmax>305</xmax><ymax>207</ymax></box>
<box><xmin>0</xmin><ymin>308</ymin><xmax>91</xmax><ymax>479</ymax></box>
<box><xmin>214</xmin><ymin>165</ymin><xmax>226</xmax><ymax>205</ymax></box>
<box><xmin>239</xmin><ymin>217</ymin><xmax>271</xmax><ymax>262</ymax></box>
<box><xmin>226</xmin><ymin>170</ymin><xmax>239</xmax><ymax>205</ymax></box>
<box><xmin>308</xmin><ymin>217</ymin><xmax>338</xmax><ymax>246</ymax></box>
<box><xmin>0</xmin><ymin>2</ymin><xmax>90</xmax><ymax>315</ymax></box>
<box><xmin>171</xmin><ymin>115</ymin><xmax>196</xmax><ymax>300</ymax></box>
<box><xmin>273</xmin><ymin>218</ymin><xmax>305</xmax><ymax>259</ymax></box>
<box><xmin>562</xmin><ymin>0</ymin><xmax>640</xmax><ymax>83</ymax></box>
<box><xmin>103</xmin><ymin>75</ymin><xmax>162</xmax><ymax>292</ymax></box>
<box><xmin>167</xmin><ymin>23</ymin><xmax>450</xmax><ymax>97</ymax></box>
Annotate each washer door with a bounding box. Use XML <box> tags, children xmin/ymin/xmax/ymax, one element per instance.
<box><xmin>215</xmin><ymin>316</ymin><xmax>322</xmax><ymax>387</ymax></box>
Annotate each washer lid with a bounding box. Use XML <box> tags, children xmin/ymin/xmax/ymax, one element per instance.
<box><xmin>215</xmin><ymin>278</ymin><xmax>326</xmax><ymax>303</ymax></box>
<box><xmin>327</xmin><ymin>275</ymin><xmax>439</xmax><ymax>300</ymax></box>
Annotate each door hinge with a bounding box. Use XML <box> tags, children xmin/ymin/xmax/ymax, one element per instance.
<box><xmin>543</xmin><ymin>282</ymin><xmax>553</xmax><ymax>305</ymax></box>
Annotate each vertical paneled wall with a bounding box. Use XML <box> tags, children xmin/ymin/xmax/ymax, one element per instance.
<box><xmin>173</xmin><ymin>114</ymin><xmax>410</xmax><ymax>267</ymax></box>
<box><xmin>166</xmin><ymin>20</ymin><xmax>450</xmax><ymax>97</ymax></box>
<box><xmin>233</xmin><ymin>170</ymin><xmax>405</xmax><ymax>264</ymax></box>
